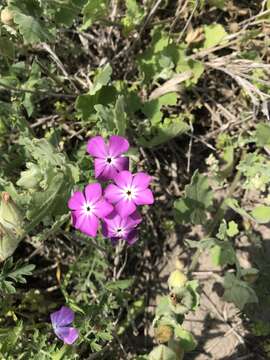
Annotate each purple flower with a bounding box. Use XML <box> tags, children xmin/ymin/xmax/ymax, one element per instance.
<box><xmin>104</xmin><ymin>171</ymin><xmax>154</xmax><ymax>218</ymax></box>
<box><xmin>87</xmin><ymin>135</ymin><xmax>129</xmax><ymax>181</ymax></box>
<box><xmin>68</xmin><ymin>183</ymin><xmax>113</xmax><ymax>237</ymax></box>
<box><xmin>102</xmin><ymin>211</ymin><xmax>142</xmax><ymax>245</ymax></box>
<box><xmin>50</xmin><ymin>306</ymin><xmax>79</xmax><ymax>345</ymax></box>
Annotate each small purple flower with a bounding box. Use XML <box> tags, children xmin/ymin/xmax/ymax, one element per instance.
<box><xmin>68</xmin><ymin>183</ymin><xmax>113</xmax><ymax>237</ymax></box>
<box><xmin>104</xmin><ymin>171</ymin><xmax>154</xmax><ymax>218</ymax></box>
<box><xmin>87</xmin><ymin>135</ymin><xmax>129</xmax><ymax>181</ymax></box>
<box><xmin>50</xmin><ymin>306</ymin><xmax>79</xmax><ymax>345</ymax></box>
<box><xmin>102</xmin><ymin>210</ymin><xmax>142</xmax><ymax>245</ymax></box>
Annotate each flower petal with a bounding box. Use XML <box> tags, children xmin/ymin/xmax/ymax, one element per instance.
<box><xmin>104</xmin><ymin>184</ymin><xmax>123</xmax><ymax>204</ymax></box>
<box><xmin>114</xmin><ymin>171</ymin><xmax>133</xmax><ymax>189</ymax></box>
<box><xmin>71</xmin><ymin>211</ymin><xmax>76</xmax><ymax>226</ymax></box>
<box><xmin>102</xmin><ymin>221</ymin><xmax>109</xmax><ymax>237</ymax></box>
<box><xmin>122</xmin><ymin>211</ymin><xmax>142</xmax><ymax>230</ymax></box>
<box><xmin>115</xmin><ymin>198</ymin><xmax>136</xmax><ymax>217</ymax></box>
<box><xmin>94</xmin><ymin>199</ymin><xmax>114</xmax><ymax>218</ymax></box>
<box><xmin>132</xmin><ymin>172</ymin><xmax>152</xmax><ymax>190</ymax></box>
<box><xmin>134</xmin><ymin>189</ymin><xmax>154</xmax><ymax>205</ymax></box>
<box><xmin>87</xmin><ymin>136</ymin><xmax>108</xmax><ymax>158</ymax></box>
<box><xmin>68</xmin><ymin>191</ymin><xmax>85</xmax><ymax>211</ymax></box>
<box><xmin>94</xmin><ymin>158</ymin><xmax>106</xmax><ymax>179</ymax></box>
<box><xmin>74</xmin><ymin>213</ymin><xmax>99</xmax><ymax>237</ymax></box>
<box><xmin>114</xmin><ymin>157</ymin><xmax>129</xmax><ymax>173</ymax></box>
<box><xmin>108</xmin><ymin>135</ymin><xmax>129</xmax><ymax>157</ymax></box>
<box><xmin>55</xmin><ymin>326</ymin><xmax>79</xmax><ymax>345</ymax></box>
<box><xmin>98</xmin><ymin>164</ymin><xmax>118</xmax><ymax>181</ymax></box>
<box><xmin>125</xmin><ymin>230</ymin><xmax>138</xmax><ymax>245</ymax></box>
<box><xmin>50</xmin><ymin>306</ymin><xmax>74</xmax><ymax>327</ymax></box>
<box><xmin>84</xmin><ymin>183</ymin><xmax>102</xmax><ymax>204</ymax></box>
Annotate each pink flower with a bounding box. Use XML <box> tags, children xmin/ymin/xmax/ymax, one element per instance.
<box><xmin>50</xmin><ymin>306</ymin><xmax>79</xmax><ymax>345</ymax></box>
<box><xmin>102</xmin><ymin>211</ymin><xmax>142</xmax><ymax>245</ymax></box>
<box><xmin>87</xmin><ymin>135</ymin><xmax>129</xmax><ymax>181</ymax></box>
<box><xmin>68</xmin><ymin>183</ymin><xmax>113</xmax><ymax>237</ymax></box>
<box><xmin>104</xmin><ymin>171</ymin><xmax>154</xmax><ymax>218</ymax></box>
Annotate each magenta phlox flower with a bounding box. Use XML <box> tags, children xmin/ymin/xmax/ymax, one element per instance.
<box><xmin>87</xmin><ymin>135</ymin><xmax>129</xmax><ymax>181</ymax></box>
<box><xmin>50</xmin><ymin>306</ymin><xmax>79</xmax><ymax>345</ymax></box>
<box><xmin>104</xmin><ymin>171</ymin><xmax>154</xmax><ymax>217</ymax></box>
<box><xmin>102</xmin><ymin>210</ymin><xmax>142</xmax><ymax>244</ymax></box>
<box><xmin>68</xmin><ymin>183</ymin><xmax>113</xmax><ymax>237</ymax></box>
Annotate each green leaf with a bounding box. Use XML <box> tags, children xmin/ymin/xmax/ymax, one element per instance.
<box><xmin>226</xmin><ymin>198</ymin><xmax>254</xmax><ymax>222</ymax></box>
<box><xmin>75</xmin><ymin>85</ymin><xmax>117</xmax><ymax>120</ymax></box>
<box><xmin>90</xmin><ymin>64</ymin><xmax>112</xmax><ymax>96</ymax></box>
<box><xmin>203</xmin><ymin>23</ymin><xmax>228</xmax><ymax>49</ymax></box>
<box><xmin>139</xmin><ymin>117</ymin><xmax>189</xmax><ymax>148</ymax></box>
<box><xmin>209</xmin><ymin>0</ymin><xmax>225</xmax><ymax>9</ymax></box>
<box><xmin>149</xmin><ymin>345</ymin><xmax>177</xmax><ymax>360</ymax></box>
<box><xmin>0</xmin><ymin>258</ymin><xmax>35</xmax><ymax>294</ymax></box>
<box><xmin>223</xmin><ymin>273</ymin><xmax>258</xmax><ymax>310</ymax></box>
<box><xmin>186</xmin><ymin>280</ymin><xmax>200</xmax><ymax>311</ymax></box>
<box><xmin>114</xmin><ymin>96</ymin><xmax>128</xmax><ymax>135</ymax></box>
<box><xmin>142</xmin><ymin>93</ymin><xmax>178</xmax><ymax>125</ymax></box>
<box><xmin>227</xmin><ymin>221</ymin><xmax>239</xmax><ymax>237</ymax></box>
<box><xmin>122</xmin><ymin>0</ymin><xmax>144</xmax><ymax>34</ymax></box>
<box><xmin>54</xmin><ymin>0</ymin><xmax>87</xmax><ymax>27</ymax></box>
<box><xmin>211</xmin><ymin>242</ymin><xmax>236</xmax><ymax>266</ymax></box>
<box><xmin>82</xmin><ymin>0</ymin><xmax>108</xmax><ymax>30</ymax></box>
<box><xmin>251</xmin><ymin>205</ymin><xmax>270</xmax><ymax>224</ymax></box>
<box><xmin>105</xmin><ymin>279</ymin><xmax>133</xmax><ymax>291</ymax></box>
<box><xmin>174</xmin><ymin>325</ymin><xmax>197</xmax><ymax>351</ymax></box>
<box><xmin>176</xmin><ymin>59</ymin><xmax>204</xmax><ymax>86</ymax></box>
<box><xmin>0</xmin><ymin>37</ymin><xmax>15</xmax><ymax>59</ymax></box>
<box><xmin>255</xmin><ymin>123</ymin><xmax>270</xmax><ymax>147</ymax></box>
<box><xmin>9</xmin><ymin>0</ymin><xmax>52</xmax><ymax>44</ymax></box>
<box><xmin>219</xmin><ymin>145</ymin><xmax>234</xmax><ymax>179</ymax></box>
<box><xmin>174</xmin><ymin>170</ymin><xmax>213</xmax><ymax>225</ymax></box>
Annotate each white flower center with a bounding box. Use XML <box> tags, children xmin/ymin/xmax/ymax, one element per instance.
<box><xmin>82</xmin><ymin>201</ymin><xmax>95</xmax><ymax>216</ymax></box>
<box><xmin>121</xmin><ymin>186</ymin><xmax>137</xmax><ymax>201</ymax></box>
<box><xmin>113</xmin><ymin>226</ymin><xmax>125</xmax><ymax>237</ymax></box>
<box><xmin>105</xmin><ymin>156</ymin><xmax>116</xmax><ymax>166</ymax></box>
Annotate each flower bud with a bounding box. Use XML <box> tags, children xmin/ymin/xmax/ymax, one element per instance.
<box><xmin>0</xmin><ymin>223</ymin><xmax>21</xmax><ymax>262</ymax></box>
<box><xmin>168</xmin><ymin>270</ymin><xmax>187</xmax><ymax>291</ymax></box>
<box><xmin>0</xmin><ymin>193</ymin><xmax>24</xmax><ymax>261</ymax></box>
<box><xmin>0</xmin><ymin>7</ymin><xmax>14</xmax><ymax>26</ymax></box>
<box><xmin>17</xmin><ymin>163</ymin><xmax>42</xmax><ymax>189</ymax></box>
<box><xmin>154</xmin><ymin>324</ymin><xmax>174</xmax><ymax>344</ymax></box>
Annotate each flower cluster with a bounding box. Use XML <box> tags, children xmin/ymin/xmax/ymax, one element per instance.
<box><xmin>68</xmin><ymin>135</ymin><xmax>154</xmax><ymax>244</ymax></box>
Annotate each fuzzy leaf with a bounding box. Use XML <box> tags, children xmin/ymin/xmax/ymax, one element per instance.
<box><xmin>142</xmin><ymin>93</ymin><xmax>178</xmax><ymax>125</ymax></box>
<box><xmin>251</xmin><ymin>205</ymin><xmax>270</xmax><ymax>224</ymax></box>
<box><xmin>82</xmin><ymin>0</ymin><xmax>108</xmax><ymax>29</ymax></box>
<box><xmin>149</xmin><ymin>345</ymin><xmax>177</xmax><ymax>360</ymax></box>
<box><xmin>174</xmin><ymin>325</ymin><xmax>197</xmax><ymax>351</ymax></box>
<box><xmin>90</xmin><ymin>64</ymin><xmax>112</xmax><ymax>96</ymax></box>
<box><xmin>226</xmin><ymin>221</ymin><xmax>239</xmax><ymax>237</ymax></box>
<box><xmin>255</xmin><ymin>123</ymin><xmax>270</xmax><ymax>147</ymax></box>
<box><xmin>203</xmin><ymin>23</ymin><xmax>228</xmax><ymax>49</ymax></box>
<box><xmin>223</xmin><ymin>273</ymin><xmax>258</xmax><ymax>310</ymax></box>
<box><xmin>114</xmin><ymin>96</ymin><xmax>128</xmax><ymax>135</ymax></box>
<box><xmin>174</xmin><ymin>170</ymin><xmax>213</xmax><ymax>225</ymax></box>
<box><xmin>9</xmin><ymin>0</ymin><xmax>52</xmax><ymax>44</ymax></box>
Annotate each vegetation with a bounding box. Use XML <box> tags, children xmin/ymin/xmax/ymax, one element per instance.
<box><xmin>1</xmin><ymin>0</ymin><xmax>270</xmax><ymax>359</ymax></box>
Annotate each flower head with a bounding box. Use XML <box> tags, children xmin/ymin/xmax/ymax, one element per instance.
<box><xmin>87</xmin><ymin>135</ymin><xmax>129</xmax><ymax>181</ymax></box>
<box><xmin>102</xmin><ymin>210</ymin><xmax>142</xmax><ymax>244</ymax></box>
<box><xmin>68</xmin><ymin>183</ymin><xmax>113</xmax><ymax>237</ymax></box>
<box><xmin>50</xmin><ymin>306</ymin><xmax>79</xmax><ymax>345</ymax></box>
<box><xmin>104</xmin><ymin>171</ymin><xmax>154</xmax><ymax>217</ymax></box>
